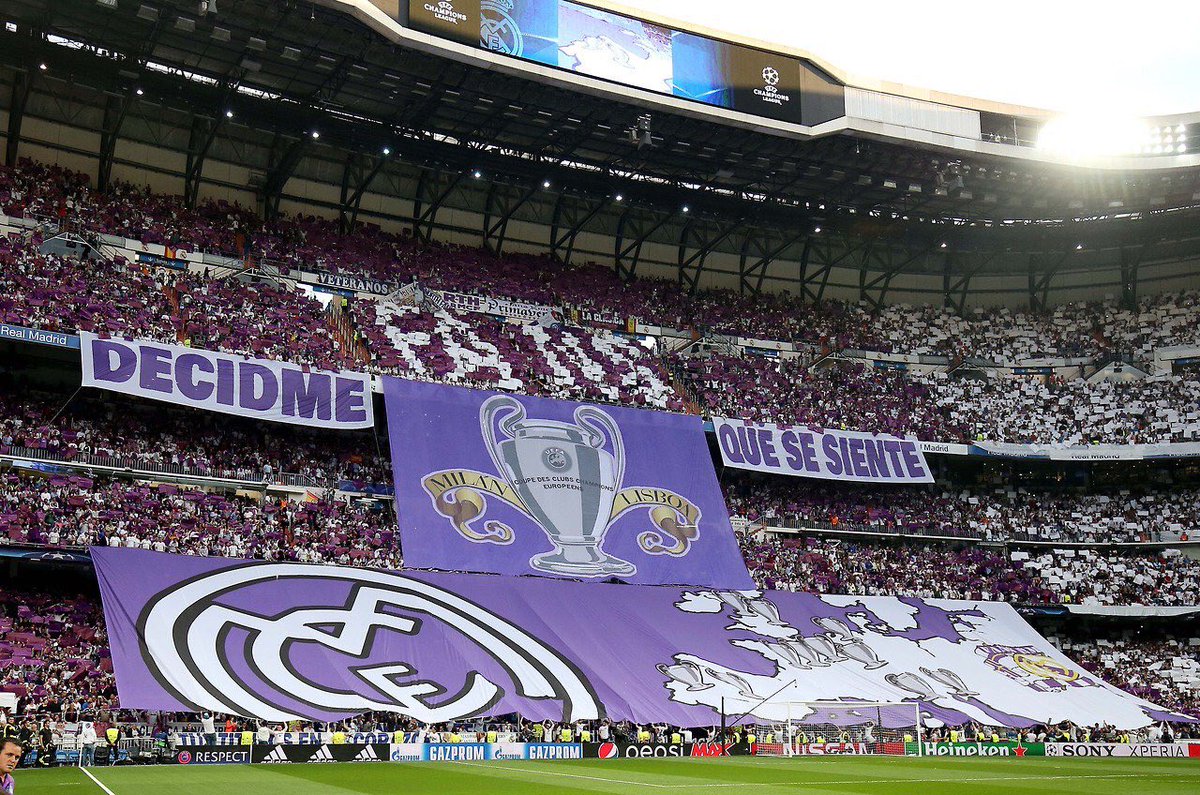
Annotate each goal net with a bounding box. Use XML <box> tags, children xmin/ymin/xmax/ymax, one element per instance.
<box><xmin>746</xmin><ymin>701</ymin><xmax>921</xmax><ymax>757</ymax></box>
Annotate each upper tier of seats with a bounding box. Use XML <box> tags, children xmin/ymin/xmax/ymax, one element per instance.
<box><xmin>4</xmin><ymin>159</ymin><xmax>1200</xmax><ymax>362</ymax></box>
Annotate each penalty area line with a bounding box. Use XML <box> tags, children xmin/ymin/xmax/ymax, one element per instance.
<box><xmin>80</xmin><ymin>767</ymin><xmax>118</xmax><ymax>795</ymax></box>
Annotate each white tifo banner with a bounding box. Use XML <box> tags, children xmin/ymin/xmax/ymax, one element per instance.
<box><xmin>79</xmin><ymin>332</ymin><xmax>373</xmax><ymax>430</ymax></box>
<box><xmin>1045</xmin><ymin>743</ymin><xmax>1199</xmax><ymax>758</ymax></box>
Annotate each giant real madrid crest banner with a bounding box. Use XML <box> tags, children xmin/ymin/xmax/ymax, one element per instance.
<box><xmin>92</xmin><ymin>548</ymin><xmax>1186</xmax><ymax>728</ymax></box>
<box><xmin>384</xmin><ymin>378</ymin><xmax>753</xmax><ymax>588</ymax></box>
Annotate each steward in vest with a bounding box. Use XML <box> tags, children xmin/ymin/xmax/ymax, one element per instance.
<box><xmin>332</xmin><ymin>731</ymin><xmax>346</xmax><ymax>744</ymax></box>
<box><xmin>105</xmin><ymin>727</ymin><xmax>119</xmax><ymax>747</ymax></box>
<box><xmin>531</xmin><ymin>723</ymin><xmax>545</xmax><ymax>740</ymax></box>
<box><xmin>486</xmin><ymin>729</ymin><xmax>497</xmax><ymax>744</ymax></box>
<box><xmin>990</xmin><ymin>732</ymin><xmax>999</xmax><ymax>743</ymax></box>
<box><xmin>560</xmin><ymin>728</ymin><xmax>572</xmax><ymax>743</ymax></box>
<box><xmin>393</xmin><ymin>729</ymin><xmax>406</xmax><ymax>744</ymax></box>
<box><xmin>580</xmin><ymin>729</ymin><xmax>592</xmax><ymax>743</ymax></box>
<box><xmin>240</xmin><ymin>730</ymin><xmax>253</xmax><ymax>745</ymax></box>
<box><xmin>670</xmin><ymin>732</ymin><xmax>681</xmax><ymax>745</ymax></box>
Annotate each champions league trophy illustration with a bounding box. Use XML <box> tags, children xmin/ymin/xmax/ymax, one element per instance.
<box><xmin>920</xmin><ymin>666</ymin><xmax>979</xmax><ymax>698</ymax></box>
<box><xmin>812</xmin><ymin>617</ymin><xmax>886</xmax><ymax>670</ymax></box>
<box><xmin>481</xmin><ymin>395</ymin><xmax>635</xmax><ymax>577</ymax></box>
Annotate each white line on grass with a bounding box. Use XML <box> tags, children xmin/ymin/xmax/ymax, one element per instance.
<box><xmin>675</xmin><ymin>771</ymin><xmax>1200</xmax><ymax>788</ymax></box>
<box><xmin>458</xmin><ymin>764</ymin><xmax>1198</xmax><ymax>790</ymax></box>
<box><xmin>79</xmin><ymin>767</ymin><xmax>118</xmax><ymax>795</ymax></box>
<box><xmin>457</xmin><ymin>761</ymin><xmax>672</xmax><ymax>788</ymax></box>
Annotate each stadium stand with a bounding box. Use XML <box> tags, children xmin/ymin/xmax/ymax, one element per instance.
<box><xmin>0</xmin><ymin>387</ymin><xmax>389</xmax><ymax>487</ymax></box>
<box><xmin>725</xmin><ymin>478</ymin><xmax>1200</xmax><ymax>543</ymax></box>
<box><xmin>5</xmin><ymin>159</ymin><xmax>1200</xmax><ymax>364</ymax></box>
<box><xmin>0</xmin><ymin>470</ymin><xmax>398</xmax><ymax>568</ymax></box>
<box><xmin>740</xmin><ymin>535</ymin><xmax>1200</xmax><ymax>606</ymax></box>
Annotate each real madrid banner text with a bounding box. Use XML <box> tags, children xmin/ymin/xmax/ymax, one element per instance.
<box><xmin>80</xmin><ymin>332</ymin><xmax>373</xmax><ymax>430</ymax></box>
<box><xmin>714</xmin><ymin>418</ymin><xmax>933</xmax><ymax>483</ymax></box>
<box><xmin>384</xmin><ymin>378</ymin><xmax>752</xmax><ymax>588</ymax></box>
<box><xmin>92</xmin><ymin>548</ymin><xmax>1187</xmax><ymax>728</ymax></box>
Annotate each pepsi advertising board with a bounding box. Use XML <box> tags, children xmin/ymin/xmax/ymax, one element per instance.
<box><xmin>407</xmin><ymin>0</ymin><xmax>837</xmax><ymax>125</ymax></box>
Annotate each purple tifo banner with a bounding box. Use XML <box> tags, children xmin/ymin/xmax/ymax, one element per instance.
<box><xmin>384</xmin><ymin>378</ymin><xmax>752</xmax><ymax>588</ymax></box>
<box><xmin>714</xmin><ymin>418</ymin><xmax>933</xmax><ymax>484</ymax></box>
<box><xmin>79</xmin><ymin>332</ymin><xmax>373</xmax><ymax>430</ymax></box>
<box><xmin>92</xmin><ymin>548</ymin><xmax>1189</xmax><ymax>729</ymax></box>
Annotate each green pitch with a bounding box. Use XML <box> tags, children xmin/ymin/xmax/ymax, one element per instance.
<box><xmin>16</xmin><ymin>756</ymin><xmax>1200</xmax><ymax>794</ymax></box>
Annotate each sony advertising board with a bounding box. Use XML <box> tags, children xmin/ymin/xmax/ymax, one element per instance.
<box><xmin>1045</xmin><ymin>743</ymin><xmax>1200</xmax><ymax>758</ymax></box>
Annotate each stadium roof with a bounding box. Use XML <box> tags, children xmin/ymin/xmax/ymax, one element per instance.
<box><xmin>2</xmin><ymin>0</ymin><xmax>1200</xmax><ymax>306</ymax></box>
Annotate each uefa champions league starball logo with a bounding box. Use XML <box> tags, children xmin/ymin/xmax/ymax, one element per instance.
<box><xmin>481</xmin><ymin>0</ymin><xmax>523</xmax><ymax>56</ymax></box>
<box><xmin>754</xmin><ymin>65</ymin><xmax>790</xmax><ymax>106</ymax></box>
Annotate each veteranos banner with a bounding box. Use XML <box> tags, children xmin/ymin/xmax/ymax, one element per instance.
<box><xmin>713</xmin><ymin>418</ymin><xmax>933</xmax><ymax>484</ymax></box>
<box><xmin>92</xmin><ymin>548</ymin><xmax>1187</xmax><ymax>728</ymax></box>
<box><xmin>384</xmin><ymin>379</ymin><xmax>751</xmax><ymax>588</ymax></box>
<box><xmin>80</xmin><ymin>332</ymin><xmax>373</xmax><ymax>430</ymax></box>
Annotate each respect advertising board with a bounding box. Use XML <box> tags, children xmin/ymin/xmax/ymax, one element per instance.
<box><xmin>169</xmin><ymin>746</ymin><xmax>252</xmax><ymax>765</ymax></box>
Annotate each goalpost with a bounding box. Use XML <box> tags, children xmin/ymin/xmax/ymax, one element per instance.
<box><xmin>746</xmin><ymin>701</ymin><xmax>923</xmax><ymax>757</ymax></box>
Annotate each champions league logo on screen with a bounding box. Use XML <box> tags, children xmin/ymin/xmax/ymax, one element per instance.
<box><xmin>138</xmin><ymin>564</ymin><xmax>604</xmax><ymax>722</ymax></box>
<box><xmin>425</xmin><ymin>0</ymin><xmax>467</xmax><ymax>26</ymax></box>
<box><xmin>420</xmin><ymin>395</ymin><xmax>705</xmax><ymax>578</ymax></box>
<box><xmin>754</xmin><ymin>66</ymin><xmax>791</xmax><ymax>107</ymax></box>
<box><xmin>481</xmin><ymin>0</ymin><xmax>522</xmax><ymax>56</ymax></box>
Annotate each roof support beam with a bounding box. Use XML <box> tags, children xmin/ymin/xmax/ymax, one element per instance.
<box><xmin>549</xmin><ymin>193</ymin><xmax>606</xmax><ymax>264</ymax></box>
<box><xmin>482</xmin><ymin>182</ymin><xmax>539</xmax><ymax>256</ymax></box>
<box><xmin>97</xmin><ymin>93</ymin><xmax>134</xmax><ymax>192</ymax></box>
<box><xmin>412</xmin><ymin>168</ymin><xmax>466</xmax><ymax>242</ymax></box>
<box><xmin>739</xmin><ymin>230</ymin><xmax>808</xmax><ymax>296</ymax></box>
<box><xmin>678</xmin><ymin>219</ymin><xmax>741</xmax><ymax>295</ymax></box>
<box><xmin>614</xmin><ymin>206</ymin><xmax>672</xmax><ymax>282</ymax></box>
<box><xmin>261</xmin><ymin>134</ymin><xmax>311</xmax><ymax>219</ymax></box>
<box><xmin>184</xmin><ymin>80</ymin><xmax>240</xmax><ymax>209</ymax></box>
<box><xmin>5</xmin><ymin>70</ymin><xmax>34</xmax><ymax>168</ymax></box>
<box><xmin>339</xmin><ymin>152</ymin><xmax>389</xmax><ymax>234</ymax></box>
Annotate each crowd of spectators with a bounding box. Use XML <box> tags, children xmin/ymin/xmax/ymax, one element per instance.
<box><xmin>0</xmin><ymin>470</ymin><xmax>399</xmax><ymax>569</ymax></box>
<box><xmin>5</xmin><ymin>159</ymin><xmax>1200</xmax><ymax>364</ymax></box>
<box><xmin>1052</xmin><ymin>632</ymin><xmax>1200</xmax><ymax>719</ymax></box>
<box><xmin>0</xmin><ymin>388</ymin><xmax>389</xmax><ymax>488</ymax></box>
<box><xmin>725</xmin><ymin>478</ymin><xmax>1200</xmax><ymax>543</ymax></box>
<box><xmin>676</xmin><ymin>354</ymin><xmax>965</xmax><ymax>439</ymax></box>
<box><xmin>7</xmin><ymin>158</ymin><xmax>1200</xmax><ymax>447</ymax></box>
<box><xmin>677</xmin><ymin>354</ymin><xmax>1200</xmax><ymax>445</ymax></box>
<box><xmin>0</xmin><ymin>588</ymin><xmax>115</xmax><ymax>720</ymax></box>
<box><xmin>741</xmin><ymin>534</ymin><xmax>1200</xmax><ymax>607</ymax></box>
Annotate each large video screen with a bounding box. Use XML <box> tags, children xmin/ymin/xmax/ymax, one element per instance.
<box><xmin>408</xmin><ymin>0</ymin><xmax>820</xmax><ymax>125</ymax></box>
